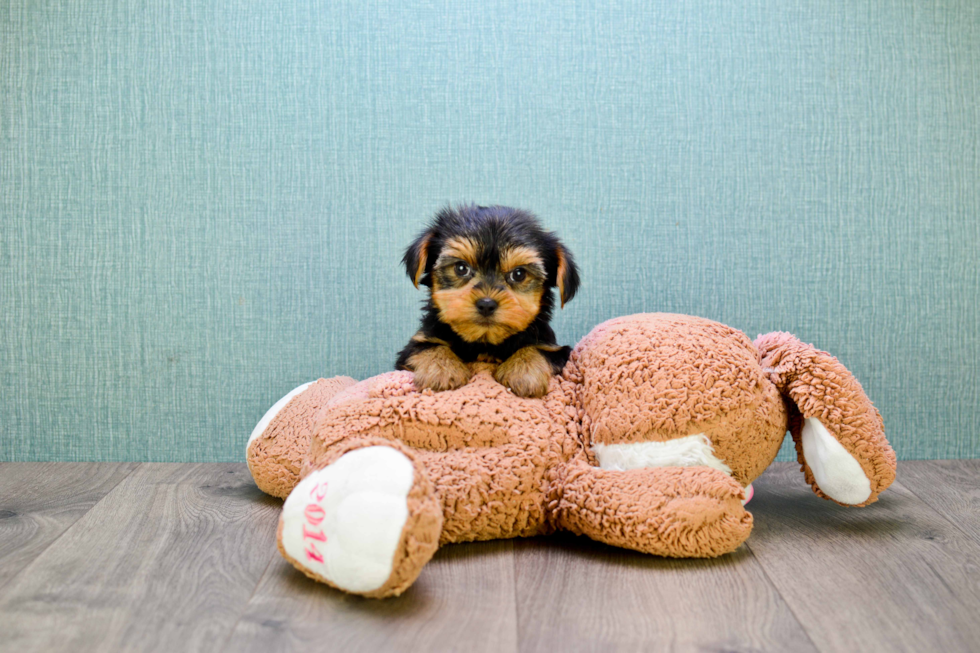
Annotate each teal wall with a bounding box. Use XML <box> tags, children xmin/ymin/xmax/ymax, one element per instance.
<box><xmin>2</xmin><ymin>1</ymin><xmax>978</xmax><ymax>462</ymax></box>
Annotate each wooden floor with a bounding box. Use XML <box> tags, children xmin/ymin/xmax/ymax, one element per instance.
<box><xmin>0</xmin><ymin>461</ymin><xmax>977</xmax><ymax>653</ymax></box>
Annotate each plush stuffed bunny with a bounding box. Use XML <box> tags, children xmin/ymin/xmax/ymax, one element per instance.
<box><xmin>247</xmin><ymin>313</ymin><xmax>895</xmax><ymax>598</ymax></box>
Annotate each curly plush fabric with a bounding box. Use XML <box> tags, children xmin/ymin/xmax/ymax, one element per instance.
<box><xmin>248</xmin><ymin>376</ymin><xmax>356</xmax><ymax>499</ymax></box>
<box><xmin>304</xmin><ymin>367</ymin><xmax>571</xmax><ymax>543</ymax></box>
<box><xmin>555</xmin><ymin>461</ymin><xmax>753</xmax><ymax>557</ymax></box>
<box><xmin>572</xmin><ymin>314</ymin><xmax>788</xmax><ymax>485</ymax></box>
<box><xmin>755</xmin><ymin>332</ymin><xmax>896</xmax><ymax>506</ymax></box>
<box><xmin>246</xmin><ymin>313</ymin><xmax>897</xmax><ymax>598</ymax></box>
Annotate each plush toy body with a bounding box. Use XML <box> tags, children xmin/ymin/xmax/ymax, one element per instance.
<box><xmin>247</xmin><ymin>314</ymin><xmax>895</xmax><ymax>598</ymax></box>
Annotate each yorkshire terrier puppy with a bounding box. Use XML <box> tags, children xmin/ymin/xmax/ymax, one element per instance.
<box><xmin>396</xmin><ymin>205</ymin><xmax>580</xmax><ymax>398</ymax></box>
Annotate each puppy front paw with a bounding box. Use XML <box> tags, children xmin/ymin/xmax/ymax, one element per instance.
<box><xmin>495</xmin><ymin>347</ymin><xmax>552</xmax><ymax>398</ymax></box>
<box><xmin>408</xmin><ymin>346</ymin><xmax>471</xmax><ymax>392</ymax></box>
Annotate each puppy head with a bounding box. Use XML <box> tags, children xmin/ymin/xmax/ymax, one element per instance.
<box><xmin>403</xmin><ymin>205</ymin><xmax>580</xmax><ymax>344</ymax></box>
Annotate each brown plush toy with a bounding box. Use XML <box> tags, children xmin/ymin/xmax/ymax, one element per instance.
<box><xmin>247</xmin><ymin>313</ymin><xmax>896</xmax><ymax>598</ymax></box>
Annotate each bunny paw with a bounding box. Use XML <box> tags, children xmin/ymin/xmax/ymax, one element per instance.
<box><xmin>278</xmin><ymin>446</ymin><xmax>417</xmax><ymax>594</ymax></box>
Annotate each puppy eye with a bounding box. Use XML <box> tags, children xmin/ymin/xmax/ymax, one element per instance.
<box><xmin>454</xmin><ymin>262</ymin><xmax>471</xmax><ymax>277</ymax></box>
<box><xmin>507</xmin><ymin>267</ymin><xmax>526</xmax><ymax>283</ymax></box>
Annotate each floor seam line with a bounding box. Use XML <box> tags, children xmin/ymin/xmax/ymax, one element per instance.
<box><xmin>512</xmin><ymin>540</ymin><xmax>522</xmax><ymax>653</ymax></box>
<box><xmin>0</xmin><ymin>462</ymin><xmax>143</xmax><ymax>597</ymax></box>
<box><xmin>216</xmin><ymin>547</ymin><xmax>279</xmax><ymax>653</ymax></box>
<box><xmin>892</xmin><ymin>471</ymin><xmax>980</xmax><ymax>548</ymax></box>
<box><xmin>743</xmin><ymin>540</ymin><xmax>824</xmax><ymax>653</ymax></box>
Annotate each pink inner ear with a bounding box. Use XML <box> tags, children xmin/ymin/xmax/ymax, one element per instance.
<box><xmin>742</xmin><ymin>484</ymin><xmax>754</xmax><ymax>505</ymax></box>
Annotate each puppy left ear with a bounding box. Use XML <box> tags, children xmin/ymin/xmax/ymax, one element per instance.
<box><xmin>555</xmin><ymin>244</ymin><xmax>580</xmax><ymax>308</ymax></box>
<box><xmin>403</xmin><ymin>229</ymin><xmax>435</xmax><ymax>288</ymax></box>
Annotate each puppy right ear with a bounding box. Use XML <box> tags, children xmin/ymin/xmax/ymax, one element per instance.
<box><xmin>555</xmin><ymin>244</ymin><xmax>580</xmax><ymax>308</ymax></box>
<box><xmin>403</xmin><ymin>229</ymin><xmax>435</xmax><ymax>288</ymax></box>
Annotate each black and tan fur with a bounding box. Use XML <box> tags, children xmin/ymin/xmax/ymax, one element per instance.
<box><xmin>396</xmin><ymin>205</ymin><xmax>580</xmax><ymax>397</ymax></box>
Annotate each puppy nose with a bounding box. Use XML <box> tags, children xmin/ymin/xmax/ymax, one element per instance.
<box><xmin>476</xmin><ymin>297</ymin><xmax>498</xmax><ymax>317</ymax></box>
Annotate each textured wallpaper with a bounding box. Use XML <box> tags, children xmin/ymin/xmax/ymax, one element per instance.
<box><xmin>1</xmin><ymin>0</ymin><xmax>977</xmax><ymax>461</ymax></box>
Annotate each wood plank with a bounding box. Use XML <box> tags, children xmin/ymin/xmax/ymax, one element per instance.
<box><xmin>0</xmin><ymin>462</ymin><xmax>138</xmax><ymax>591</ymax></box>
<box><xmin>513</xmin><ymin>532</ymin><xmax>817</xmax><ymax>653</ymax></box>
<box><xmin>0</xmin><ymin>463</ymin><xmax>281</xmax><ymax>653</ymax></box>
<box><xmin>897</xmin><ymin>460</ymin><xmax>980</xmax><ymax>544</ymax></box>
<box><xmin>223</xmin><ymin>539</ymin><xmax>518</xmax><ymax>653</ymax></box>
<box><xmin>747</xmin><ymin>462</ymin><xmax>980</xmax><ymax>653</ymax></box>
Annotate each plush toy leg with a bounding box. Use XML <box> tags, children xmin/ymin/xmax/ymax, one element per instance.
<box><xmin>247</xmin><ymin>376</ymin><xmax>356</xmax><ymax>498</ymax></box>
<box><xmin>755</xmin><ymin>332</ymin><xmax>897</xmax><ymax>506</ymax></box>
<box><xmin>410</xmin><ymin>446</ymin><xmax>555</xmax><ymax>543</ymax></box>
<box><xmin>555</xmin><ymin>460</ymin><xmax>753</xmax><ymax>557</ymax></box>
<box><xmin>309</xmin><ymin>434</ymin><xmax>557</xmax><ymax>544</ymax></box>
<box><xmin>277</xmin><ymin>437</ymin><xmax>442</xmax><ymax>598</ymax></box>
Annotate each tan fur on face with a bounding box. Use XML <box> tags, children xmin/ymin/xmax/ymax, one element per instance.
<box><xmin>494</xmin><ymin>346</ymin><xmax>552</xmax><ymax>397</ymax></box>
<box><xmin>500</xmin><ymin>246</ymin><xmax>543</xmax><ymax>274</ymax></box>
<box><xmin>492</xmin><ymin>286</ymin><xmax>543</xmax><ymax>341</ymax></box>
<box><xmin>433</xmin><ymin>282</ymin><xmax>543</xmax><ymax>345</ymax></box>
<box><xmin>430</xmin><ymin>239</ymin><xmax>545</xmax><ymax>345</ymax></box>
<box><xmin>431</xmin><ymin>280</ymin><xmax>484</xmax><ymax>339</ymax></box>
<box><xmin>436</xmin><ymin>237</ymin><xmax>479</xmax><ymax>269</ymax></box>
<box><xmin>407</xmin><ymin>346</ymin><xmax>471</xmax><ymax>392</ymax></box>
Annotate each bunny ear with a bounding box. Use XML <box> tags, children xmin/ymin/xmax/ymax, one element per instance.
<box><xmin>754</xmin><ymin>332</ymin><xmax>897</xmax><ymax>506</ymax></box>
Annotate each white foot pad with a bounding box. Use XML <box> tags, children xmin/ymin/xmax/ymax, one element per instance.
<box><xmin>280</xmin><ymin>446</ymin><xmax>414</xmax><ymax>593</ymax></box>
<box><xmin>801</xmin><ymin>417</ymin><xmax>872</xmax><ymax>505</ymax></box>
<box><xmin>742</xmin><ymin>483</ymin><xmax>754</xmax><ymax>505</ymax></box>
